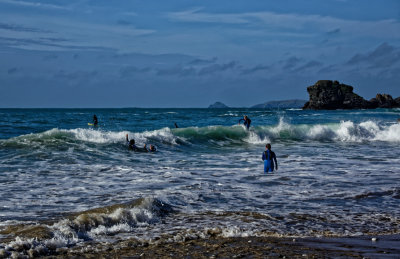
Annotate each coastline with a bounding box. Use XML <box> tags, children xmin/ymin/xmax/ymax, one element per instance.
<box><xmin>44</xmin><ymin>234</ymin><xmax>400</xmax><ymax>258</ymax></box>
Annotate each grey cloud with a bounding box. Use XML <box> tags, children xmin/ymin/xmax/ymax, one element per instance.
<box><xmin>54</xmin><ymin>70</ymin><xmax>98</xmax><ymax>80</ymax></box>
<box><xmin>0</xmin><ymin>36</ymin><xmax>112</xmax><ymax>51</ymax></box>
<box><xmin>317</xmin><ymin>64</ymin><xmax>340</xmax><ymax>74</ymax></box>
<box><xmin>346</xmin><ymin>42</ymin><xmax>400</xmax><ymax>68</ymax></box>
<box><xmin>241</xmin><ymin>64</ymin><xmax>270</xmax><ymax>75</ymax></box>
<box><xmin>0</xmin><ymin>0</ymin><xmax>70</xmax><ymax>10</ymax></box>
<box><xmin>198</xmin><ymin>61</ymin><xmax>236</xmax><ymax>75</ymax></box>
<box><xmin>38</xmin><ymin>37</ymin><xmax>69</xmax><ymax>43</ymax></box>
<box><xmin>43</xmin><ymin>54</ymin><xmax>58</xmax><ymax>61</ymax></box>
<box><xmin>327</xmin><ymin>28</ymin><xmax>340</xmax><ymax>35</ymax></box>
<box><xmin>117</xmin><ymin>20</ymin><xmax>132</xmax><ymax>26</ymax></box>
<box><xmin>282</xmin><ymin>56</ymin><xmax>301</xmax><ymax>70</ymax></box>
<box><xmin>294</xmin><ymin>60</ymin><xmax>323</xmax><ymax>72</ymax></box>
<box><xmin>0</xmin><ymin>22</ymin><xmax>52</xmax><ymax>33</ymax></box>
<box><xmin>7</xmin><ymin>67</ymin><xmax>18</xmax><ymax>74</ymax></box>
<box><xmin>156</xmin><ymin>66</ymin><xmax>196</xmax><ymax>77</ymax></box>
<box><xmin>120</xmin><ymin>66</ymin><xmax>152</xmax><ymax>77</ymax></box>
<box><xmin>188</xmin><ymin>57</ymin><xmax>217</xmax><ymax>65</ymax></box>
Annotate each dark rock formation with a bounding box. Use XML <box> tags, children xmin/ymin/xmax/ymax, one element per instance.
<box><xmin>252</xmin><ymin>99</ymin><xmax>307</xmax><ymax>109</ymax></box>
<box><xmin>208</xmin><ymin>102</ymin><xmax>229</xmax><ymax>108</ymax></box>
<box><xmin>396</xmin><ymin>97</ymin><xmax>400</xmax><ymax>107</ymax></box>
<box><xmin>302</xmin><ymin>80</ymin><xmax>400</xmax><ymax>110</ymax></box>
<box><xmin>369</xmin><ymin>94</ymin><xmax>397</xmax><ymax>109</ymax></box>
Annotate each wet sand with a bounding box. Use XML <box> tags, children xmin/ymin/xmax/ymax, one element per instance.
<box><xmin>45</xmin><ymin>234</ymin><xmax>400</xmax><ymax>259</ymax></box>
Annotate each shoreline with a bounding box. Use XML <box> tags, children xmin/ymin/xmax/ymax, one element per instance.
<box><xmin>44</xmin><ymin>234</ymin><xmax>400</xmax><ymax>258</ymax></box>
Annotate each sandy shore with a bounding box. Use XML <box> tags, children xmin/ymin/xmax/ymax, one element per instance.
<box><xmin>44</xmin><ymin>234</ymin><xmax>400</xmax><ymax>259</ymax></box>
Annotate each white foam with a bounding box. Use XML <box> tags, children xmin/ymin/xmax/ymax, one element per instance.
<box><xmin>1</xmin><ymin>198</ymin><xmax>164</xmax><ymax>256</ymax></box>
<box><xmin>373</xmin><ymin>123</ymin><xmax>400</xmax><ymax>142</ymax></box>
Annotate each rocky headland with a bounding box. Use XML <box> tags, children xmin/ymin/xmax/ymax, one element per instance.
<box><xmin>252</xmin><ymin>99</ymin><xmax>307</xmax><ymax>109</ymax></box>
<box><xmin>208</xmin><ymin>102</ymin><xmax>229</xmax><ymax>108</ymax></box>
<box><xmin>303</xmin><ymin>80</ymin><xmax>400</xmax><ymax>110</ymax></box>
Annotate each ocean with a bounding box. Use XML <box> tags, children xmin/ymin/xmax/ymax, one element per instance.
<box><xmin>0</xmin><ymin>108</ymin><xmax>399</xmax><ymax>257</ymax></box>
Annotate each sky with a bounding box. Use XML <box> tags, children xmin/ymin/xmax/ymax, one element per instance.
<box><xmin>0</xmin><ymin>0</ymin><xmax>399</xmax><ymax>108</ymax></box>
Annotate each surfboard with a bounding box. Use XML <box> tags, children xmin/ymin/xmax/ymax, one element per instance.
<box><xmin>88</xmin><ymin>123</ymin><xmax>94</xmax><ymax>126</ymax></box>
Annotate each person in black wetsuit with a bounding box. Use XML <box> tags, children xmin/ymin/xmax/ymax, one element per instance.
<box><xmin>262</xmin><ymin>143</ymin><xmax>278</xmax><ymax>173</ymax></box>
<box><xmin>238</xmin><ymin>115</ymin><xmax>251</xmax><ymax>130</ymax></box>
<box><xmin>93</xmin><ymin>115</ymin><xmax>98</xmax><ymax>126</ymax></box>
<box><xmin>126</xmin><ymin>134</ymin><xmax>156</xmax><ymax>152</ymax></box>
<box><xmin>174</xmin><ymin>122</ymin><xmax>179</xmax><ymax>128</ymax></box>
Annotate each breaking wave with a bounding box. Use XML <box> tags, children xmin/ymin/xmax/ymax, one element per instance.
<box><xmin>0</xmin><ymin>198</ymin><xmax>172</xmax><ymax>257</ymax></box>
<box><xmin>1</xmin><ymin>120</ymin><xmax>399</xmax><ymax>150</ymax></box>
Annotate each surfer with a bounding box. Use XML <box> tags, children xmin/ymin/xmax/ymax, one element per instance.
<box><xmin>262</xmin><ymin>143</ymin><xmax>278</xmax><ymax>173</ymax></box>
<box><xmin>174</xmin><ymin>122</ymin><xmax>179</xmax><ymax>128</ymax></box>
<box><xmin>93</xmin><ymin>115</ymin><xmax>98</xmax><ymax>126</ymax></box>
<box><xmin>239</xmin><ymin>115</ymin><xmax>251</xmax><ymax>130</ymax></box>
<box><xmin>126</xmin><ymin>134</ymin><xmax>156</xmax><ymax>152</ymax></box>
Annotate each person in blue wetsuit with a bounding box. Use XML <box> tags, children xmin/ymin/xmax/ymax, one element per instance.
<box><xmin>262</xmin><ymin>143</ymin><xmax>278</xmax><ymax>173</ymax></box>
<box><xmin>238</xmin><ymin>115</ymin><xmax>251</xmax><ymax>130</ymax></box>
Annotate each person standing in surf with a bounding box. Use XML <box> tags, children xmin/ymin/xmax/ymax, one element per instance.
<box><xmin>93</xmin><ymin>115</ymin><xmax>98</xmax><ymax>126</ymax></box>
<box><xmin>262</xmin><ymin>143</ymin><xmax>278</xmax><ymax>173</ymax></box>
<box><xmin>239</xmin><ymin>115</ymin><xmax>251</xmax><ymax>130</ymax></box>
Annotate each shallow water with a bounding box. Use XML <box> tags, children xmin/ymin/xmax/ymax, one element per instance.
<box><xmin>0</xmin><ymin>108</ymin><xmax>399</xmax><ymax>255</ymax></box>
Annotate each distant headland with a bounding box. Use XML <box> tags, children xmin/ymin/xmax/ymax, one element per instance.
<box><xmin>208</xmin><ymin>80</ymin><xmax>399</xmax><ymax>110</ymax></box>
<box><xmin>208</xmin><ymin>100</ymin><xmax>306</xmax><ymax>109</ymax></box>
<box><xmin>302</xmin><ymin>80</ymin><xmax>400</xmax><ymax>110</ymax></box>
<box><xmin>252</xmin><ymin>99</ymin><xmax>306</xmax><ymax>109</ymax></box>
<box><xmin>208</xmin><ymin>102</ymin><xmax>229</xmax><ymax>108</ymax></box>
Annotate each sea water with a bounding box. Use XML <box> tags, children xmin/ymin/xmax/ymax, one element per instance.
<box><xmin>0</xmin><ymin>108</ymin><xmax>399</xmax><ymax>254</ymax></box>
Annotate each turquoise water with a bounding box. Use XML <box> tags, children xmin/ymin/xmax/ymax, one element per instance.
<box><xmin>1</xmin><ymin>108</ymin><xmax>400</xmax><ymax>254</ymax></box>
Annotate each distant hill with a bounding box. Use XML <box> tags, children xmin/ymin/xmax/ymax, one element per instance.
<box><xmin>208</xmin><ymin>102</ymin><xmax>229</xmax><ymax>108</ymax></box>
<box><xmin>251</xmin><ymin>99</ymin><xmax>307</xmax><ymax>109</ymax></box>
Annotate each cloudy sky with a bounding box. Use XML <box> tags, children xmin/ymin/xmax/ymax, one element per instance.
<box><xmin>1</xmin><ymin>0</ymin><xmax>399</xmax><ymax>107</ymax></box>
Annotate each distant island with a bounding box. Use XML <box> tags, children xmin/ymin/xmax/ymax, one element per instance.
<box><xmin>251</xmin><ymin>99</ymin><xmax>306</xmax><ymax>109</ymax></box>
<box><xmin>208</xmin><ymin>100</ymin><xmax>306</xmax><ymax>109</ymax></box>
<box><xmin>208</xmin><ymin>102</ymin><xmax>229</xmax><ymax>108</ymax></box>
<box><xmin>303</xmin><ymin>80</ymin><xmax>400</xmax><ymax>110</ymax></box>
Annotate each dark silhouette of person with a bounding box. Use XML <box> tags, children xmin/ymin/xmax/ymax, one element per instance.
<box><xmin>238</xmin><ymin>115</ymin><xmax>251</xmax><ymax>130</ymax></box>
<box><xmin>93</xmin><ymin>115</ymin><xmax>98</xmax><ymax>126</ymax></box>
<box><xmin>125</xmin><ymin>134</ymin><xmax>156</xmax><ymax>152</ymax></box>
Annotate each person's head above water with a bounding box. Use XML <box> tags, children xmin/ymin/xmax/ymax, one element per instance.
<box><xmin>129</xmin><ymin>139</ymin><xmax>135</xmax><ymax>145</ymax></box>
<box><xmin>149</xmin><ymin>145</ymin><xmax>156</xmax><ymax>152</ymax></box>
<box><xmin>266</xmin><ymin>143</ymin><xmax>271</xmax><ymax>150</ymax></box>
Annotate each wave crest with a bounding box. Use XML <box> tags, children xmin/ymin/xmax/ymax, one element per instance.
<box><xmin>1</xmin><ymin>120</ymin><xmax>399</xmax><ymax>149</ymax></box>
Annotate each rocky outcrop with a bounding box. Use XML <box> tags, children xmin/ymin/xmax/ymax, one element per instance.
<box><xmin>302</xmin><ymin>80</ymin><xmax>400</xmax><ymax>110</ymax></box>
<box><xmin>369</xmin><ymin>94</ymin><xmax>398</xmax><ymax>109</ymax></box>
<box><xmin>208</xmin><ymin>102</ymin><xmax>229</xmax><ymax>108</ymax></box>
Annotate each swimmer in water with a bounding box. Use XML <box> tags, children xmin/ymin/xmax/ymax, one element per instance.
<box><xmin>126</xmin><ymin>134</ymin><xmax>157</xmax><ymax>152</ymax></box>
